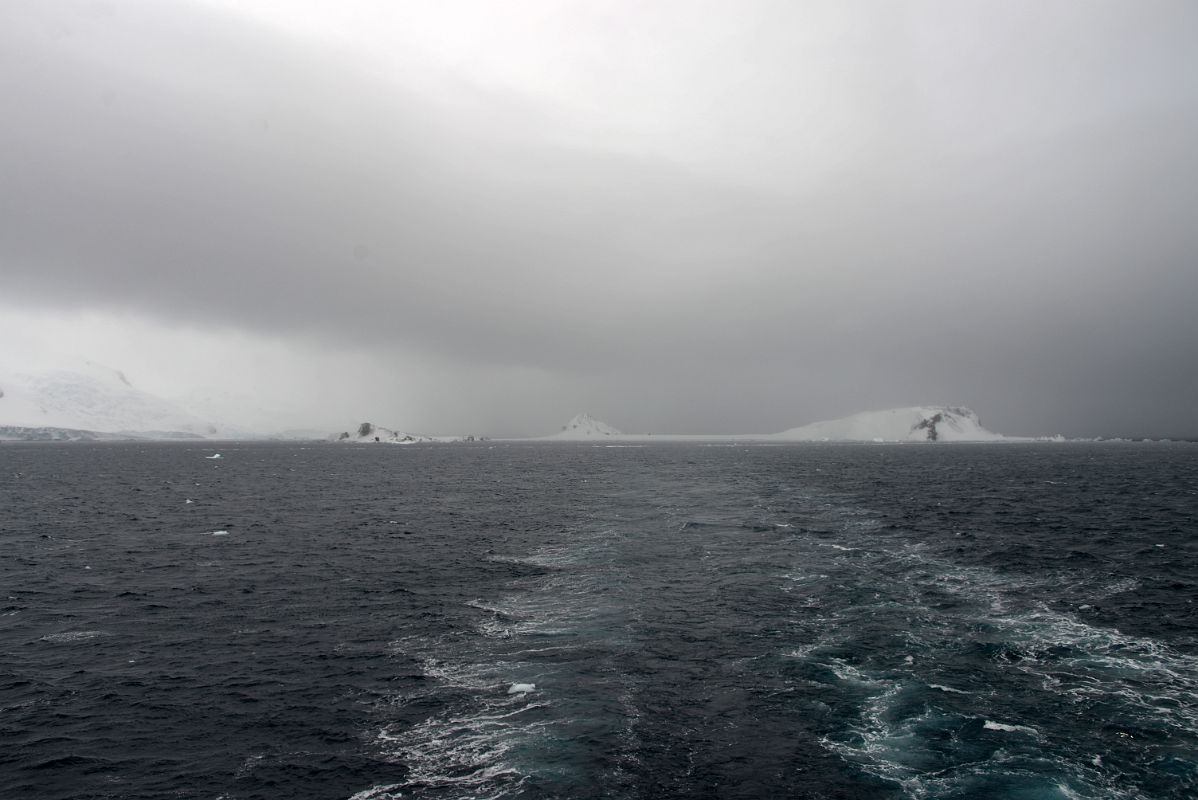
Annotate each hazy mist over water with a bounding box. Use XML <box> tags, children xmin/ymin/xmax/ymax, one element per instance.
<box><xmin>2</xmin><ymin>0</ymin><xmax>1197</xmax><ymax>436</ymax></box>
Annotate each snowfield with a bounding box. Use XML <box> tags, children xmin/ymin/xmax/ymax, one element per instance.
<box><xmin>0</xmin><ymin>361</ymin><xmax>239</xmax><ymax>438</ymax></box>
<box><xmin>537</xmin><ymin>406</ymin><xmax>1019</xmax><ymax>442</ymax></box>
<box><xmin>771</xmin><ymin>406</ymin><xmax>1005</xmax><ymax>442</ymax></box>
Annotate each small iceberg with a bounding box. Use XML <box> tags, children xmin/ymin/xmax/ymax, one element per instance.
<box><xmin>984</xmin><ymin>720</ymin><xmax>1040</xmax><ymax>736</ymax></box>
<box><xmin>508</xmin><ymin>683</ymin><xmax>536</xmax><ymax>694</ymax></box>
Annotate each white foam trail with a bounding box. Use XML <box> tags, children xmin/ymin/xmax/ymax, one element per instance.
<box><xmin>346</xmin><ymin>783</ymin><xmax>404</xmax><ymax>800</ymax></box>
<box><xmin>776</xmin><ymin>497</ymin><xmax>1196</xmax><ymax>800</ymax></box>
<box><xmin>413</xmin><ymin>656</ymin><xmax>497</xmax><ymax>692</ymax></box>
<box><xmin>465</xmin><ymin>599</ymin><xmax>516</xmax><ymax>617</ymax></box>
<box><xmin>39</xmin><ymin>630</ymin><xmax>106</xmax><ymax>643</ymax></box>
<box><xmin>828</xmin><ymin>659</ymin><xmax>883</xmax><ymax>686</ymax></box>
<box><xmin>375</xmin><ymin>697</ymin><xmax>550</xmax><ymax>795</ymax></box>
<box><xmin>983</xmin><ymin>720</ymin><xmax>1041</xmax><ymax>737</ymax></box>
<box><xmin>375</xmin><ymin>522</ymin><xmax>646</xmax><ymax>797</ymax></box>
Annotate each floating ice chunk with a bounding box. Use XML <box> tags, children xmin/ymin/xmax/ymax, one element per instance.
<box><xmin>206</xmin><ymin>453</ymin><xmax>222</xmax><ymax>459</ymax></box>
<box><xmin>984</xmin><ymin>720</ymin><xmax>1039</xmax><ymax>736</ymax></box>
<box><xmin>507</xmin><ymin>683</ymin><xmax>536</xmax><ymax>694</ymax></box>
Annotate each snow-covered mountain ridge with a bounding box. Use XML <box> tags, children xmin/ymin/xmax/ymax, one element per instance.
<box><xmin>772</xmin><ymin>406</ymin><xmax>1004</xmax><ymax>442</ymax></box>
<box><xmin>539</xmin><ymin>407</ymin><xmax>1013</xmax><ymax>442</ymax></box>
<box><xmin>0</xmin><ymin>361</ymin><xmax>241</xmax><ymax>438</ymax></box>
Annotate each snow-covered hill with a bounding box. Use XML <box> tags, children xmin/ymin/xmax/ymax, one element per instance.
<box><xmin>0</xmin><ymin>361</ymin><xmax>244</xmax><ymax>439</ymax></box>
<box><xmin>548</xmin><ymin>413</ymin><xmax>623</xmax><ymax>439</ymax></box>
<box><xmin>334</xmin><ymin>422</ymin><xmax>438</xmax><ymax>444</ymax></box>
<box><xmin>772</xmin><ymin>406</ymin><xmax>1004</xmax><ymax>442</ymax></box>
<box><xmin>529</xmin><ymin>408</ymin><xmax>1009</xmax><ymax>442</ymax></box>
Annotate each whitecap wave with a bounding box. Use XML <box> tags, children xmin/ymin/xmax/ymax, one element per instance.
<box><xmin>39</xmin><ymin>630</ymin><xmax>107</xmax><ymax>643</ymax></box>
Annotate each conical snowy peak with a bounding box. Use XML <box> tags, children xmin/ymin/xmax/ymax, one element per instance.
<box><xmin>552</xmin><ymin>412</ymin><xmax>623</xmax><ymax>438</ymax></box>
<box><xmin>774</xmin><ymin>406</ymin><xmax>1003</xmax><ymax>442</ymax></box>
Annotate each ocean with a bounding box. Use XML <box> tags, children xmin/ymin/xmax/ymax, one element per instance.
<box><xmin>2</xmin><ymin>441</ymin><xmax>1196</xmax><ymax>799</ymax></box>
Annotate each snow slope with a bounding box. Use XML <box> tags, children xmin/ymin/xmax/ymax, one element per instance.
<box><xmin>0</xmin><ymin>361</ymin><xmax>236</xmax><ymax>437</ymax></box>
<box><xmin>533</xmin><ymin>408</ymin><xmax>1007</xmax><ymax>442</ymax></box>
<box><xmin>547</xmin><ymin>413</ymin><xmax>623</xmax><ymax>439</ymax></box>
<box><xmin>0</xmin><ymin>425</ymin><xmax>128</xmax><ymax>442</ymax></box>
<box><xmin>771</xmin><ymin>406</ymin><xmax>1004</xmax><ymax>442</ymax></box>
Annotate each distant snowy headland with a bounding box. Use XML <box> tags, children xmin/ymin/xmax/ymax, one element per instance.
<box><xmin>538</xmin><ymin>406</ymin><xmax>1033</xmax><ymax>442</ymax></box>
<box><xmin>334</xmin><ymin>422</ymin><xmax>439</xmax><ymax>444</ymax></box>
<box><xmin>0</xmin><ymin>361</ymin><xmax>236</xmax><ymax>440</ymax></box>
<box><xmin>332</xmin><ymin>422</ymin><xmax>485</xmax><ymax>444</ymax></box>
<box><xmin>548</xmin><ymin>412</ymin><xmax>623</xmax><ymax>439</ymax></box>
<box><xmin>0</xmin><ymin>361</ymin><xmax>1067</xmax><ymax>443</ymax></box>
<box><xmin>772</xmin><ymin>406</ymin><xmax>1005</xmax><ymax>442</ymax></box>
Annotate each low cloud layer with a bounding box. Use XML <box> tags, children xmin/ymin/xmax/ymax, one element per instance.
<box><xmin>3</xmin><ymin>0</ymin><xmax>1197</xmax><ymax>436</ymax></box>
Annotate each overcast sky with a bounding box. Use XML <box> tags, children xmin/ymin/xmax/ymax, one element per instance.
<box><xmin>3</xmin><ymin>0</ymin><xmax>1197</xmax><ymax>437</ymax></box>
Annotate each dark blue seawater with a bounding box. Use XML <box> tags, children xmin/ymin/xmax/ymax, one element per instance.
<box><xmin>2</xmin><ymin>441</ymin><xmax>1196</xmax><ymax>799</ymax></box>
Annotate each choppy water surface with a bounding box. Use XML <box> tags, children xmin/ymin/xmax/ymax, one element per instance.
<box><xmin>2</xmin><ymin>442</ymin><xmax>1196</xmax><ymax>799</ymax></box>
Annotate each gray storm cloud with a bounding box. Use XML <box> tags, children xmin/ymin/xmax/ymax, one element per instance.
<box><xmin>2</xmin><ymin>0</ymin><xmax>1197</xmax><ymax>437</ymax></box>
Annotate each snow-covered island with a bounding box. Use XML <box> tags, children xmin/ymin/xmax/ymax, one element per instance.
<box><xmin>538</xmin><ymin>406</ymin><xmax>1044</xmax><ymax>443</ymax></box>
<box><xmin>334</xmin><ymin>422</ymin><xmax>439</xmax><ymax>444</ymax></box>
<box><xmin>772</xmin><ymin>406</ymin><xmax>1004</xmax><ymax>442</ymax></box>
<box><xmin>333</xmin><ymin>422</ymin><xmax>486</xmax><ymax>444</ymax></box>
